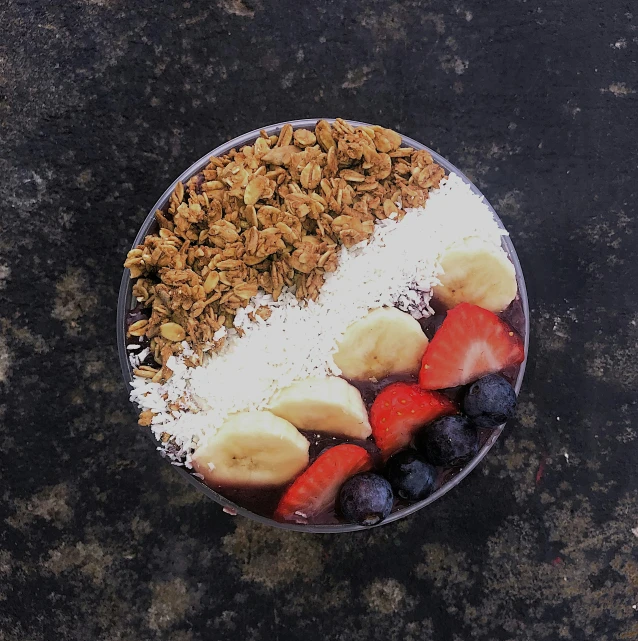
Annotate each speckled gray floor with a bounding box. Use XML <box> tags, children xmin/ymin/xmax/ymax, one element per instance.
<box><xmin>1</xmin><ymin>1</ymin><xmax>637</xmax><ymax>640</ymax></box>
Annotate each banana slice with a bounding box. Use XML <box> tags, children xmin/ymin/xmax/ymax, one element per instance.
<box><xmin>269</xmin><ymin>377</ymin><xmax>371</xmax><ymax>439</ymax></box>
<box><xmin>333</xmin><ymin>307</ymin><xmax>429</xmax><ymax>381</ymax></box>
<box><xmin>191</xmin><ymin>411</ymin><xmax>309</xmax><ymax>488</ymax></box>
<box><xmin>433</xmin><ymin>236</ymin><xmax>517</xmax><ymax>313</ymax></box>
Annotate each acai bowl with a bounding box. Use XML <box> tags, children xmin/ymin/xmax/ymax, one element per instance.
<box><xmin>117</xmin><ymin>118</ymin><xmax>529</xmax><ymax>533</ymax></box>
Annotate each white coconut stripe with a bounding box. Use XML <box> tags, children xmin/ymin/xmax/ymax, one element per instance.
<box><xmin>128</xmin><ymin>173</ymin><xmax>507</xmax><ymax>463</ymax></box>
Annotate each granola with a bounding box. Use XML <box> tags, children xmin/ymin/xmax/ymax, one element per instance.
<box><xmin>124</xmin><ymin>119</ymin><xmax>444</xmax><ymax>375</ymax></box>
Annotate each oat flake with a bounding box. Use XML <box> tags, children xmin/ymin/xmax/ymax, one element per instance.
<box><xmin>129</xmin><ymin>174</ymin><xmax>507</xmax><ymax>465</ymax></box>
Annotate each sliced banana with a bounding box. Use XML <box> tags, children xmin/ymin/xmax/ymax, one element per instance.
<box><xmin>433</xmin><ymin>236</ymin><xmax>517</xmax><ymax>313</ymax></box>
<box><xmin>269</xmin><ymin>376</ymin><xmax>371</xmax><ymax>439</ymax></box>
<box><xmin>191</xmin><ymin>411</ymin><xmax>309</xmax><ymax>488</ymax></box>
<box><xmin>333</xmin><ymin>307</ymin><xmax>429</xmax><ymax>381</ymax></box>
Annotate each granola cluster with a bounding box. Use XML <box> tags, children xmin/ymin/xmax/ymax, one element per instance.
<box><xmin>124</xmin><ymin>119</ymin><xmax>445</xmax><ymax>378</ymax></box>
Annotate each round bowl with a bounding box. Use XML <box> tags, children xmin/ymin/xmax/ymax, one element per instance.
<box><xmin>117</xmin><ymin>118</ymin><xmax>530</xmax><ymax>532</ymax></box>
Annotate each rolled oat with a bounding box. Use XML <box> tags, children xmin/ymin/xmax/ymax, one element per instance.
<box><xmin>124</xmin><ymin>119</ymin><xmax>445</xmax><ymax>377</ymax></box>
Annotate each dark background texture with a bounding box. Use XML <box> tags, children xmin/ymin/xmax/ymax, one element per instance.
<box><xmin>0</xmin><ymin>1</ymin><xmax>637</xmax><ymax>640</ymax></box>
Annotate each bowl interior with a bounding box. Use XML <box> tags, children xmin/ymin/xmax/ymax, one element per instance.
<box><xmin>117</xmin><ymin>118</ymin><xmax>530</xmax><ymax>533</ymax></box>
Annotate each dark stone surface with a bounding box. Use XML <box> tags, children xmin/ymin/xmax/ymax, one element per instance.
<box><xmin>1</xmin><ymin>1</ymin><xmax>637</xmax><ymax>639</ymax></box>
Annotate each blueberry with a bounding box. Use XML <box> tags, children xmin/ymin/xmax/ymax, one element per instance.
<box><xmin>339</xmin><ymin>473</ymin><xmax>394</xmax><ymax>526</ymax></box>
<box><xmin>414</xmin><ymin>416</ymin><xmax>478</xmax><ymax>467</ymax></box>
<box><xmin>385</xmin><ymin>450</ymin><xmax>436</xmax><ymax>500</ymax></box>
<box><xmin>463</xmin><ymin>374</ymin><xmax>517</xmax><ymax>428</ymax></box>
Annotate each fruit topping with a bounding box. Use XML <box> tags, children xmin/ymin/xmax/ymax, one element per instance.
<box><xmin>419</xmin><ymin>303</ymin><xmax>524</xmax><ymax>390</ymax></box>
<box><xmin>369</xmin><ymin>382</ymin><xmax>457</xmax><ymax>458</ymax></box>
<box><xmin>433</xmin><ymin>236</ymin><xmax>517</xmax><ymax>313</ymax></box>
<box><xmin>462</xmin><ymin>374</ymin><xmax>517</xmax><ymax>428</ymax></box>
<box><xmin>268</xmin><ymin>376</ymin><xmax>371</xmax><ymax>439</ymax></box>
<box><xmin>339</xmin><ymin>473</ymin><xmax>394</xmax><ymax>526</ymax></box>
<box><xmin>333</xmin><ymin>307</ymin><xmax>429</xmax><ymax>380</ymax></box>
<box><xmin>414</xmin><ymin>415</ymin><xmax>479</xmax><ymax>467</ymax></box>
<box><xmin>191</xmin><ymin>411</ymin><xmax>309</xmax><ymax>488</ymax></box>
<box><xmin>274</xmin><ymin>444</ymin><xmax>373</xmax><ymax>522</ymax></box>
<box><xmin>385</xmin><ymin>450</ymin><xmax>437</xmax><ymax>500</ymax></box>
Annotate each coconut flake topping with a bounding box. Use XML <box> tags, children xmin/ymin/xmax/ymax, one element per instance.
<box><xmin>129</xmin><ymin>173</ymin><xmax>507</xmax><ymax>464</ymax></box>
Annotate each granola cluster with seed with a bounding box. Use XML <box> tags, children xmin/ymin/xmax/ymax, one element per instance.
<box><xmin>124</xmin><ymin>119</ymin><xmax>445</xmax><ymax>377</ymax></box>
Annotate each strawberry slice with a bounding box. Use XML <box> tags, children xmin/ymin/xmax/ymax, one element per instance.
<box><xmin>369</xmin><ymin>382</ymin><xmax>457</xmax><ymax>458</ymax></box>
<box><xmin>274</xmin><ymin>444</ymin><xmax>373</xmax><ymax>523</ymax></box>
<box><xmin>419</xmin><ymin>303</ymin><xmax>525</xmax><ymax>390</ymax></box>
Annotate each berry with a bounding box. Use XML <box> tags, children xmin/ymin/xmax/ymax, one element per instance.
<box><xmin>463</xmin><ymin>374</ymin><xmax>517</xmax><ymax>427</ymax></box>
<box><xmin>414</xmin><ymin>415</ymin><xmax>479</xmax><ymax>467</ymax></box>
<box><xmin>369</xmin><ymin>382</ymin><xmax>457</xmax><ymax>458</ymax></box>
<box><xmin>339</xmin><ymin>473</ymin><xmax>394</xmax><ymax>526</ymax></box>
<box><xmin>385</xmin><ymin>450</ymin><xmax>436</xmax><ymax>500</ymax></box>
<box><xmin>419</xmin><ymin>303</ymin><xmax>525</xmax><ymax>390</ymax></box>
<box><xmin>275</xmin><ymin>444</ymin><xmax>373</xmax><ymax>522</ymax></box>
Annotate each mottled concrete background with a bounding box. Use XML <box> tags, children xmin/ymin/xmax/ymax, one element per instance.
<box><xmin>1</xmin><ymin>1</ymin><xmax>637</xmax><ymax>639</ymax></box>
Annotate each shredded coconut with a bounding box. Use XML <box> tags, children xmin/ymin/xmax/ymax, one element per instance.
<box><xmin>129</xmin><ymin>173</ymin><xmax>507</xmax><ymax>464</ymax></box>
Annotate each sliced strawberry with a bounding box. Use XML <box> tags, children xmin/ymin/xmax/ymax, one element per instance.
<box><xmin>274</xmin><ymin>444</ymin><xmax>373</xmax><ymax>523</ymax></box>
<box><xmin>369</xmin><ymin>382</ymin><xmax>457</xmax><ymax>458</ymax></box>
<box><xmin>419</xmin><ymin>303</ymin><xmax>525</xmax><ymax>390</ymax></box>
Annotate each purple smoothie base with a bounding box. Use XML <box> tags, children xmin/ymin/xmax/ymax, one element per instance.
<box><xmin>123</xmin><ymin>230</ymin><xmax>525</xmax><ymax>526</ymax></box>
<box><xmin>172</xmin><ymin>295</ymin><xmax>526</xmax><ymax>526</ymax></box>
